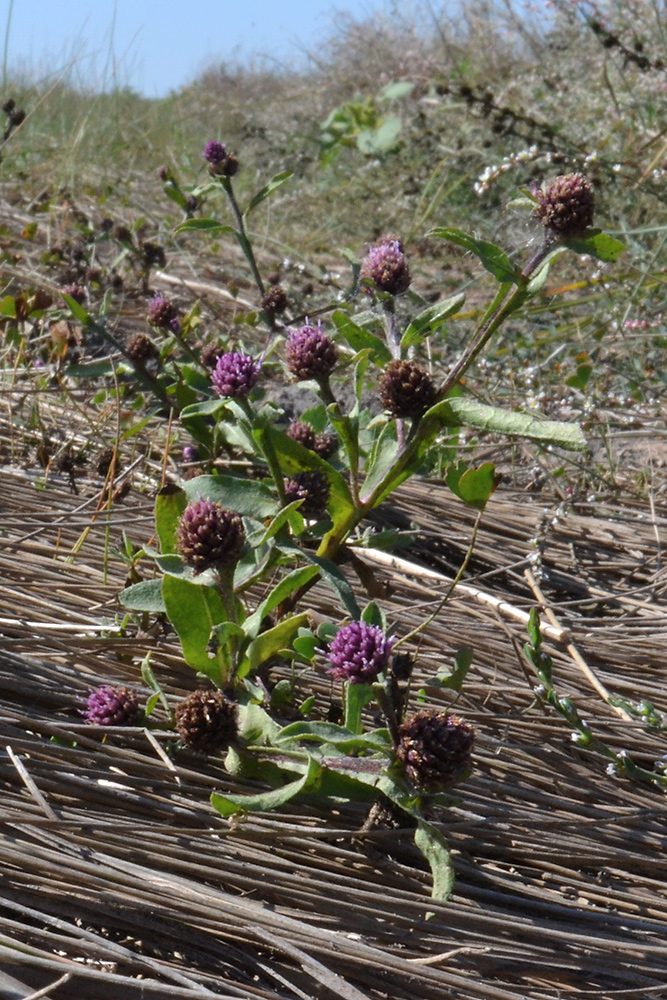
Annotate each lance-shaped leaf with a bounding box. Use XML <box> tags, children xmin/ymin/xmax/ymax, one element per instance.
<box><xmin>211</xmin><ymin>755</ymin><xmax>322</xmax><ymax>816</ymax></box>
<box><xmin>175</xmin><ymin>219</ymin><xmax>237</xmax><ymax>236</ymax></box>
<box><xmin>182</xmin><ymin>473</ymin><xmax>278</xmax><ymax>519</ymax></box>
<box><xmin>414</xmin><ymin>819</ymin><xmax>456</xmax><ymax>903</ymax></box>
<box><xmin>243</xmin><ymin>169</ymin><xmax>293</xmax><ymax>218</ymax></box>
<box><xmin>401</xmin><ymin>292</ymin><xmax>466</xmax><ymax>350</ymax></box>
<box><xmin>275</xmin><ymin>721</ymin><xmax>391</xmax><ymax>753</ymax></box>
<box><xmin>331</xmin><ymin>309</ymin><xmax>392</xmax><ymax>365</ymax></box>
<box><xmin>162</xmin><ymin>575</ymin><xmax>230</xmax><ymax>685</ymax></box>
<box><xmin>155</xmin><ymin>483</ymin><xmax>187</xmax><ymax>554</ymax></box>
<box><xmin>119</xmin><ymin>578</ymin><xmax>166</xmax><ymax>614</ymax></box>
<box><xmin>562</xmin><ymin>230</ymin><xmax>626</xmax><ymax>263</ymax></box>
<box><xmin>243</xmin><ymin>565</ymin><xmax>320</xmax><ymax>640</ymax></box>
<box><xmin>429</xmin><ymin>227</ymin><xmax>518</xmax><ymax>283</ymax></box>
<box><xmin>425</xmin><ymin>396</ymin><xmax>586</xmax><ymax>450</ymax></box>
<box><xmin>238</xmin><ymin>612</ymin><xmax>310</xmax><ymax>678</ymax></box>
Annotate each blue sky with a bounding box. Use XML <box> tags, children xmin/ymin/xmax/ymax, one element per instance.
<box><xmin>2</xmin><ymin>0</ymin><xmax>393</xmax><ymax>97</ymax></box>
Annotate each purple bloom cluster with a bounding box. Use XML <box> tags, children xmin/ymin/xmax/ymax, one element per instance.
<box><xmin>360</xmin><ymin>236</ymin><xmax>411</xmax><ymax>295</ymax></box>
<box><xmin>83</xmin><ymin>685</ymin><xmax>140</xmax><ymax>726</ymax></box>
<box><xmin>211</xmin><ymin>351</ymin><xmax>260</xmax><ymax>398</ymax></box>
<box><xmin>327</xmin><ymin>621</ymin><xmax>395</xmax><ymax>685</ymax></box>
<box><xmin>285</xmin><ymin>324</ymin><xmax>338</xmax><ymax>382</ymax></box>
<box><xmin>147</xmin><ymin>293</ymin><xmax>179</xmax><ymax>329</ymax></box>
<box><xmin>177</xmin><ymin>498</ymin><xmax>246</xmax><ymax>573</ymax></box>
<box><xmin>202</xmin><ymin>140</ymin><xmax>227</xmax><ymax>165</ymax></box>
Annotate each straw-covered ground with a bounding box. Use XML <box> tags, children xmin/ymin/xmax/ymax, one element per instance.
<box><xmin>1</xmin><ymin>432</ymin><xmax>667</xmax><ymax>998</ymax></box>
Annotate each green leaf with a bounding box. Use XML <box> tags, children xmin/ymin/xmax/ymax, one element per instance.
<box><xmin>210</xmin><ymin>755</ymin><xmax>322</xmax><ymax>816</ymax></box>
<box><xmin>244</xmin><ymin>170</ymin><xmax>293</xmax><ymax>217</ymax></box>
<box><xmin>238</xmin><ymin>612</ymin><xmax>310</xmax><ymax>678</ymax></box>
<box><xmin>566</xmin><ymin>363</ymin><xmax>593</xmax><ymax>390</ymax></box>
<box><xmin>378</xmin><ymin>80</ymin><xmax>415</xmax><ymax>101</ymax></box>
<box><xmin>0</xmin><ymin>295</ymin><xmax>17</xmax><ymax>318</ymax></box>
<box><xmin>446</xmin><ymin>461</ymin><xmax>500</xmax><ymax>510</ymax></box>
<box><xmin>562</xmin><ymin>230</ymin><xmax>626</xmax><ymax>263</ymax></box>
<box><xmin>243</xmin><ymin>566</ymin><xmax>319</xmax><ymax>640</ymax></box>
<box><xmin>275</xmin><ymin>721</ymin><xmax>391</xmax><ymax>753</ymax></box>
<box><xmin>361</xmin><ymin>601</ymin><xmax>386</xmax><ymax>630</ymax></box>
<box><xmin>293</xmin><ymin>633</ymin><xmax>318</xmax><ymax>660</ymax></box>
<box><xmin>401</xmin><ymin>293</ymin><xmax>466</xmax><ymax>350</ymax></box>
<box><xmin>140</xmin><ymin>653</ymin><xmax>171</xmax><ymax>715</ymax></box>
<box><xmin>292</xmin><ymin>548</ymin><xmax>360</xmax><ymax>620</ymax></box>
<box><xmin>65</xmin><ymin>358</ymin><xmax>116</xmax><ymax>378</ymax></box>
<box><xmin>162</xmin><ymin>575</ymin><xmax>230</xmax><ymax>684</ymax></box>
<box><xmin>331</xmin><ymin>310</ymin><xmax>392</xmax><ymax>365</ymax></box>
<box><xmin>432</xmin><ymin>646</ymin><xmax>473</xmax><ymax>692</ymax></box>
<box><xmin>180</xmin><ymin>398</ymin><xmax>230</xmax><ymax>419</ymax></box>
<box><xmin>414</xmin><ymin>819</ymin><xmax>455</xmax><ymax>902</ymax></box>
<box><xmin>164</xmin><ymin>184</ymin><xmax>188</xmax><ymax>209</ymax></box>
<box><xmin>62</xmin><ymin>293</ymin><xmax>92</xmax><ymax>325</ymax></box>
<box><xmin>429</xmin><ymin>228</ymin><xmax>518</xmax><ymax>283</ymax></box>
<box><xmin>344</xmin><ymin>682</ymin><xmax>374</xmax><ymax>735</ymax></box>
<box><xmin>426</xmin><ymin>396</ymin><xmax>586</xmax><ymax>450</ymax></box>
<box><xmin>155</xmin><ymin>484</ymin><xmax>187</xmax><ymax>554</ymax></box>
<box><xmin>175</xmin><ymin>219</ymin><xmax>237</xmax><ymax>236</ymax></box>
<box><xmin>119</xmin><ymin>579</ymin><xmax>166</xmax><ymax>613</ymax></box>
<box><xmin>182</xmin><ymin>474</ymin><xmax>278</xmax><ymax>519</ymax></box>
<box><xmin>357</xmin><ymin>116</ymin><xmax>402</xmax><ymax>154</ymax></box>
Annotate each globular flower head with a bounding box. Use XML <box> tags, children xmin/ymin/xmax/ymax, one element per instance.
<box><xmin>379</xmin><ymin>359</ymin><xmax>436</xmax><ymax>418</ymax></box>
<box><xmin>147</xmin><ymin>293</ymin><xmax>178</xmax><ymax>329</ymax></box>
<box><xmin>396</xmin><ymin>710</ymin><xmax>475</xmax><ymax>792</ymax></box>
<box><xmin>313</xmin><ymin>431</ymin><xmax>338</xmax><ymax>459</ymax></box>
<box><xmin>177</xmin><ymin>498</ymin><xmax>245</xmax><ymax>574</ymax></box>
<box><xmin>211</xmin><ymin>351</ymin><xmax>260</xmax><ymax>398</ymax></box>
<box><xmin>126</xmin><ymin>333</ymin><xmax>158</xmax><ymax>365</ymax></box>
<box><xmin>175</xmin><ymin>688</ymin><xmax>238</xmax><ymax>754</ymax></box>
<box><xmin>182</xmin><ymin>445</ymin><xmax>200</xmax><ymax>463</ymax></box>
<box><xmin>327</xmin><ymin>621</ymin><xmax>395</xmax><ymax>685</ymax></box>
<box><xmin>283</xmin><ymin>470</ymin><xmax>330</xmax><ymax>519</ymax></box>
<box><xmin>83</xmin><ymin>685</ymin><xmax>141</xmax><ymax>726</ymax></box>
<box><xmin>141</xmin><ymin>241</ymin><xmax>166</xmax><ymax>269</ymax></box>
<box><xmin>534</xmin><ymin>173</ymin><xmax>595</xmax><ymax>236</ymax></box>
<box><xmin>202</xmin><ymin>140</ymin><xmax>239</xmax><ymax>176</ymax></box>
<box><xmin>360</xmin><ymin>235</ymin><xmax>411</xmax><ymax>295</ymax></box>
<box><xmin>285</xmin><ymin>324</ymin><xmax>338</xmax><ymax>381</ymax></box>
<box><xmin>261</xmin><ymin>285</ymin><xmax>288</xmax><ymax>315</ymax></box>
<box><xmin>62</xmin><ymin>284</ymin><xmax>86</xmax><ymax>306</ymax></box>
<box><xmin>203</xmin><ymin>140</ymin><xmax>227</xmax><ymax>165</ymax></box>
<box><xmin>286</xmin><ymin>420</ymin><xmax>316</xmax><ymax>450</ymax></box>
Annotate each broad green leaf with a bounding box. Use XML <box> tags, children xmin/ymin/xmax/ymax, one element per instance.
<box><xmin>164</xmin><ymin>184</ymin><xmax>188</xmax><ymax>210</ymax></box>
<box><xmin>0</xmin><ymin>296</ymin><xmax>17</xmax><ymax>318</ymax></box>
<box><xmin>401</xmin><ymin>293</ymin><xmax>466</xmax><ymax>350</ymax></box>
<box><xmin>66</xmin><ymin>359</ymin><xmax>116</xmax><ymax>378</ymax></box>
<box><xmin>293</xmin><ymin>634</ymin><xmax>318</xmax><ymax>660</ymax></box>
<box><xmin>182</xmin><ymin>474</ymin><xmax>278</xmax><ymax>519</ymax></box>
<box><xmin>238</xmin><ymin>612</ymin><xmax>310</xmax><ymax>677</ymax></box>
<box><xmin>62</xmin><ymin>293</ymin><xmax>92</xmax><ymax>325</ymax></box>
<box><xmin>446</xmin><ymin>461</ymin><xmax>500</xmax><ymax>510</ymax></box>
<box><xmin>429</xmin><ymin>227</ymin><xmax>518</xmax><ymax>283</ymax></box>
<box><xmin>361</xmin><ymin>601</ymin><xmax>386</xmax><ymax>630</ymax></box>
<box><xmin>425</xmin><ymin>396</ymin><xmax>586</xmax><ymax>450</ymax></box>
<box><xmin>180</xmin><ymin>398</ymin><xmax>230</xmax><ymax>419</ymax></box>
<box><xmin>244</xmin><ymin>169</ymin><xmax>293</xmax><ymax>217</ymax></box>
<box><xmin>175</xmin><ymin>219</ymin><xmax>237</xmax><ymax>236</ymax></box>
<box><xmin>331</xmin><ymin>310</ymin><xmax>391</xmax><ymax>365</ymax></box>
<box><xmin>415</xmin><ymin>819</ymin><xmax>455</xmax><ymax>902</ymax></box>
<box><xmin>210</xmin><ymin>755</ymin><xmax>322</xmax><ymax>816</ymax></box>
<box><xmin>566</xmin><ymin>363</ymin><xmax>593</xmax><ymax>390</ymax></box>
<box><xmin>378</xmin><ymin>80</ymin><xmax>415</xmax><ymax>101</ymax></box>
<box><xmin>155</xmin><ymin>484</ymin><xmax>187</xmax><ymax>554</ymax></box>
<box><xmin>562</xmin><ymin>230</ymin><xmax>626</xmax><ymax>263</ymax></box>
<box><xmin>275</xmin><ymin>721</ymin><xmax>391</xmax><ymax>753</ymax></box>
<box><xmin>357</xmin><ymin>116</ymin><xmax>402</xmax><ymax>154</ymax></box>
<box><xmin>119</xmin><ymin>579</ymin><xmax>166</xmax><ymax>614</ymax></box>
<box><xmin>243</xmin><ymin>565</ymin><xmax>319</xmax><ymax>639</ymax></box>
<box><xmin>162</xmin><ymin>574</ymin><xmax>230</xmax><ymax>684</ymax></box>
<box><xmin>237</xmin><ymin>702</ymin><xmax>282</xmax><ymax>743</ymax></box>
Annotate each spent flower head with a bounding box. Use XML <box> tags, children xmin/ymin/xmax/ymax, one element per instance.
<box><xmin>177</xmin><ymin>499</ymin><xmax>245</xmax><ymax>574</ymax></box>
<box><xmin>175</xmin><ymin>689</ymin><xmax>238</xmax><ymax>753</ymax></box>
<box><xmin>83</xmin><ymin>685</ymin><xmax>141</xmax><ymax>726</ymax></box>
<box><xmin>284</xmin><ymin>469</ymin><xmax>330</xmax><ymax>519</ymax></box>
<box><xmin>147</xmin><ymin>294</ymin><xmax>178</xmax><ymax>329</ymax></box>
<box><xmin>285</xmin><ymin>324</ymin><xmax>338</xmax><ymax>381</ymax></box>
<box><xmin>286</xmin><ymin>420</ymin><xmax>316</xmax><ymax>450</ymax></box>
<box><xmin>360</xmin><ymin>235</ymin><xmax>411</xmax><ymax>295</ymax></box>
<box><xmin>327</xmin><ymin>621</ymin><xmax>395</xmax><ymax>684</ymax></box>
<box><xmin>396</xmin><ymin>710</ymin><xmax>475</xmax><ymax>792</ymax></box>
<box><xmin>211</xmin><ymin>351</ymin><xmax>260</xmax><ymax>398</ymax></box>
<box><xmin>534</xmin><ymin>173</ymin><xmax>595</xmax><ymax>236</ymax></box>
<box><xmin>379</xmin><ymin>360</ymin><xmax>436</xmax><ymax>418</ymax></box>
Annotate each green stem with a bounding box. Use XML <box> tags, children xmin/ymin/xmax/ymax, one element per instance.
<box><xmin>221</xmin><ymin>176</ymin><xmax>266</xmax><ymax>299</ymax></box>
<box><xmin>317</xmin><ymin>377</ymin><xmax>361</xmax><ymax>505</ymax></box>
<box><xmin>237</xmin><ymin>398</ymin><xmax>286</xmax><ymax>504</ymax></box>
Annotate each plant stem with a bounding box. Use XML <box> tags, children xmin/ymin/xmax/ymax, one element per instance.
<box><xmin>221</xmin><ymin>176</ymin><xmax>266</xmax><ymax>300</ymax></box>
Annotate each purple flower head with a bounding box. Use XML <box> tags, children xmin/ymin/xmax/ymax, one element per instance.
<box><xmin>203</xmin><ymin>140</ymin><xmax>227</xmax><ymax>165</ymax></box>
<box><xmin>211</xmin><ymin>351</ymin><xmax>260</xmax><ymax>398</ymax></box>
<box><xmin>534</xmin><ymin>173</ymin><xmax>595</xmax><ymax>236</ymax></box>
<box><xmin>360</xmin><ymin>236</ymin><xmax>411</xmax><ymax>295</ymax></box>
<box><xmin>182</xmin><ymin>445</ymin><xmax>200</xmax><ymax>463</ymax></box>
<box><xmin>147</xmin><ymin>293</ymin><xmax>178</xmax><ymax>329</ymax></box>
<box><xmin>83</xmin><ymin>685</ymin><xmax>141</xmax><ymax>726</ymax></box>
<box><xmin>177</xmin><ymin>498</ymin><xmax>245</xmax><ymax>573</ymax></box>
<box><xmin>283</xmin><ymin>469</ymin><xmax>330</xmax><ymax>519</ymax></box>
<box><xmin>285</xmin><ymin>323</ymin><xmax>338</xmax><ymax>382</ymax></box>
<box><xmin>327</xmin><ymin>621</ymin><xmax>395</xmax><ymax>685</ymax></box>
